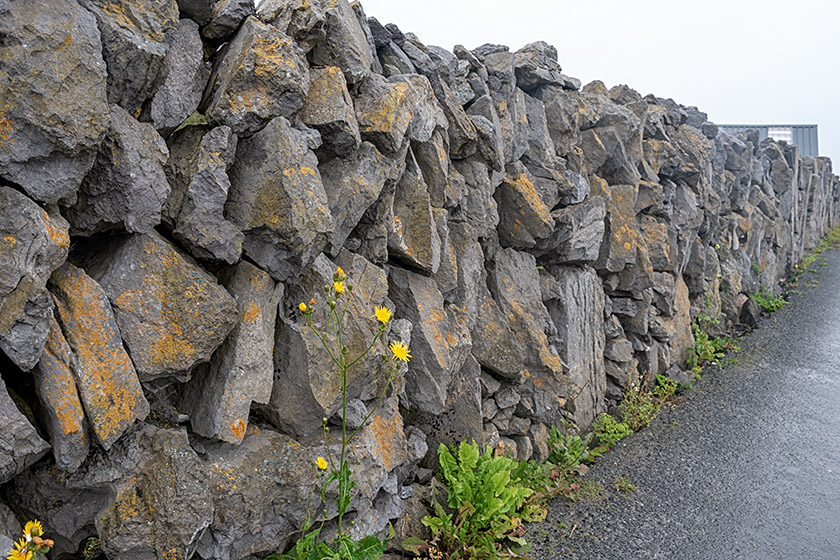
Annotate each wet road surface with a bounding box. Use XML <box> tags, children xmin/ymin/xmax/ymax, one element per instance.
<box><xmin>530</xmin><ymin>248</ymin><xmax>840</xmax><ymax>559</ymax></box>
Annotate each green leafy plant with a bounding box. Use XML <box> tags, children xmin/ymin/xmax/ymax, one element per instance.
<box><xmin>269</xmin><ymin>268</ymin><xmax>406</xmax><ymax>560</ymax></box>
<box><xmin>787</xmin><ymin>225</ymin><xmax>840</xmax><ymax>287</ymax></box>
<box><xmin>82</xmin><ymin>537</ymin><xmax>102</xmax><ymax>559</ymax></box>
<box><xmin>407</xmin><ymin>442</ymin><xmax>536</xmax><ymax>559</ymax></box>
<box><xmin>653</xmin><ymin>374</ymin><xmax>679</xmax><ymax>401</ymax></box>
<box><xmin>751</xmin><ymin>286</ymin><xmax>787</xmax><ymax>313</ymax></box>
<box><xmin>686</xmin><ymin>313</ymin><xmax>738</xmax><ymax>375</ymax></box>
<box><xmin>751</xmin><ymin>262</ymin><xmax>763</xmax><ymax>275</ymax></box>
<box><xmin>592</xmin><ymin>413</ymin><xmax>632</xmax><ymax>447</ymax></box>
<box><xmin>613</xmin><ymin>476</ymin><xmax>637</xmax><ymax>494</ymax></box>
<box><xmin>547</xmin><ymin>425</ymin><xmax>603</xmax><ymax>471</ymax></box>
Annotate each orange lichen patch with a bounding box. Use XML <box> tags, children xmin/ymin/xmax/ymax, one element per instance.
<box><xmin>230</xmin><ymin>418</ymin><xmax>247</xmax><ymax>441</ymax></box>
<box><xmin>101</xmin><ymin>3</ymin><xmax>134</xmax><ymax>31</ymax></box>
<box><xmin>1</xmin><ymin>235</ymin><xmax>16</xmax><ymax>250</ymax></box>
<box><xmin>51</xmin><ymin>265</ymin><xmax>146</xmax><ymax>447</ymax></box>
<box><xmin>241</xmin><ymin>301</ymin><xmax>261</xmax><ymax>324</ymax></box>
<box><xmin>358</xmin><ymin>82</ymin><xmax>414</xmax><ymax>134</ymax></box>
<box><xmin>40</xmin><ymin>324</ymin><xmax>85</xmax><ymax>436</ymax></box>
<box><xmin>161</xmin><ymin>549</ymin><xmax>184</xmax><ymax>560</ymax></box>
<box><xmin>42</xmin><ymin>211</ymin><xmax>70</xmax><ymax>249</ymax></box>
<box><xmin>114</xmin><ymin>487</ymin><xmax>150</xmax><ymax>521</ymax></box>
<box><xmin>252</xmin><ymin>35</ymin><xmax>299</xmax><ymax>77</ymax></box>
<box><xmin>0</xmin><ymin>110</ymin><xmax>16</xmax><ymax>148</ymax></box>
<box><xmin>367</xmin><ymin>412</ymin><xmax>406</xmax><ymax>472</ymax></box>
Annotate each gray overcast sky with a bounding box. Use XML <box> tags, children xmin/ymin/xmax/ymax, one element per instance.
<box><xmin>357</xmin><ymin>0</ymin><xmax>840</xmax><ymax>165</ymax></box>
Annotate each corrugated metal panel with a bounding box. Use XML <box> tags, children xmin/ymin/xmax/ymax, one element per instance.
<box><xmin>718</xmin><ymin>124</ymin><xmax>819</xmax><ymax>156</ymax></box>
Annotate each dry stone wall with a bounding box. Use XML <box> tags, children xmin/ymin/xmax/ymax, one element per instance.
<box><xmin>1</xmin><ymin>0</ymin><xmax>839</xmax><ymax>558</ymax></box>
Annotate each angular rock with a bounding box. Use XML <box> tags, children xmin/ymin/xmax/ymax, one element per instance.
<box><xmin>321</xmin><ymin>142</ymin><xmax>394</xmax><ymax>255</ymax></box>
<box><xmin>78</xmin><ymin>0</ymin><xmax>179</xmax><ymax>114</ymax></box>
<box><xmin>388</xmin><ymin>155</ymin><xmax>441</xmax><ymax>274</ymax></box>
<box><xmin>641</xmin><ymin>214</ymin><xmax>679</xmax><ymax>273</ymax></box>
<box><xmin>0</xmin><ymin>188</ymin><xmax>70</xmax><ymax>370</ymax></box>
<box><xmin>597</xmin><ymin>183</ymin><xmax>639</xmax><ymax>273</ymax></box>
<box><xmin>354</xmin><ymin>74</ymin><xmax>416</xmax><ymax>155</ymax></box>
<box><xmin>0</xmin><ymin>0</ymin><xmax>110</xmax><ymax>204</ymax></box>
<box><xmin>181</xmin><ymin>262</ymin><xmax>278</xmax><ymax>444</ymax></box>
<box><xmin>257</xmin><ymin>0</ymin><xmax>327</xmax><ymax>53</ymax></box>
<box><xmin>412</xmin><ymin>129</ymin><xmax>452</xmax><ymax>208</ymax></box>
<box><xmin>226</xmin><ymin>117</ymin><xmax>334</xmax><ymax>282</ymax></box>
<box><xmin>0</xmin><ymin>376</ymin><xmax>50</xmax><ymax>484</ymax></box>
<box><xmin>33</xmin><ymin>317</ymin><xmax>90</xmax><ymax>473</ymax></box>
<box><xmin>149</xmin><ymin>18</ymin><xmax>210</xmax><ymax>132</ymax></box>
<box><xmin>203</xmin><ymin>16</ymin><xmax>309</xmax><ymax>134</ymax></box>
<box><xmin>542</xmin><ymin>266</ymin><xmax>606</xmax><ymax>427</ymax></box>
<box><xmin>389</xmin><ymin>267</ymin><xmax>471</xmax><ymax>415</ymax></box>
<box><xmin>298</xmin><ymin>67</ymin><xmax>362</xmax><ymax>158</ymax></box>
<box><xmin>66</xmin><ymin>104</ymin><xmax>170</xmax><ymax>236</ymax></box>
<box><xmin>309</xmin><ymin>0</ymin><xmax>372</xmax><ymax>85</ymax></box>
<box><xmin>532</xmin><ymin>196</ymin><xmax>606</xmax><ymax>264</ymax></box>
<box><xmin>658</xmin><ymin>276</ymin><xmax>694</xmax><ymax>367</ymax></box>
<box><xmin>48</xmin><ymin>263</ymin><xmax>149</xmax><ymax>449</ymax></box>
<box><xmin>514</xmin><ymin>41</ymin><xmax>564</xmax><ymax>92</ymax></box>
<box><xmin>388</xmin><ymin>74</ymin><xmax>447</xmax><ymax>143</ymax></box>
<box><xmin>75</xmin><ymin>231</ymin><xmax>238</xmax><ymax>380</ymax></box>
<box><xmin>495</xmin><ymin>162</ymin><xmax>555</xmax><ymax>249</ymax></box>
<box><xmin>164</xmin><ymin>125</ymin><xmax>243</xmax><ymax>263</ymax></box>
<box><xmin>265</xmin><ymin>253</ymin><xmax>390</xmax><ymax>437</ymax></box>
<box><xmin>407</xmin><ymin>354</ymin><xmax>484</xmax><ymax>469</ymax></box>
<box><xmin>202</xmin><ymin>0</ymin><xmax>255</xmax><ymax>38</ymax></box>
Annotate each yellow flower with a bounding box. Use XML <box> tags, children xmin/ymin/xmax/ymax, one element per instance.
<box><xmin>795</xmin><ymin>264</ymin><xmax>799</xmax><ymax>268</ymax></box>
<box><xmin>390</xmin><ymin>341</ymin><xmax>411</xmax><ymax>363</ymax></box>
<box><xmin>7</xmin><ymin>538</ymin><xmax>32</xmax><ymax>560</ymax></box>
<box><xmin>23</xmin><ymin>520</ymin><xmax>42</xmax><ymax>539</ymax></box>
<box><xmin>374</xmin><ymin>306</ymin><xmax>392</xmax><ymax>324</ymax></box>
<box><xmin>336</xmin><ymin>267</ymin><xmax>345</xmax><ymax>277</ymax></box>
<box><xmin>715</xmin><ymin>244</ymin><xmax>720</xmax><ymax>249</ymax></box>
<box><xmin>298</xmin><ymin>302</ymin><xmax>307</xmax><ymax>312</ymax></box>
<box><xmin>333</xmin><ymin>281</ymin><xmax>345</xmax><ymax>294</ymax></box>
<box><xmin>316</xmin><ymin>456</ymin><xmax>328</xmax><ymax>470</ymax></box>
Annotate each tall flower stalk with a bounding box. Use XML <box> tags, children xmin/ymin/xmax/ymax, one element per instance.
<box><xmin>274</xmin><ymin>267</ymin><xmax>409</xmax><ymax>560</ymax></box>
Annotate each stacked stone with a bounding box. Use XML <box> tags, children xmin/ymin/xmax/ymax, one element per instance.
<box><xmin>0</xmin><ymin>0</ymin><xmax>839</xmax><ymax>559</ymax></box>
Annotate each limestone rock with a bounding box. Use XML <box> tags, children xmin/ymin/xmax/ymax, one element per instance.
<box><xmin>309</xmin><ymin>0</ymin><xmax>373</xmax><ymax>85</ymax></box>
<box><xmin>542</xmin><ymin>266</ymin><xmax>606</xmax><ymax>428</ymax></box>
<box><xmin>514</xmin><ymin>41</ymin><xmax>564</xmax><ymax>92</ymax></box>
<box><xmin>226</xmin><ymin>117</ymin><xmax>334</xmax><ymax>282</ymax></box>
<box><xmin>78</xmin><ymin>0</ymin><xmax>179</xmax><ymax>114</ymax></box>
<box><xmin>388</xmin><ymin>155</ymin><xmax>441</xmax><ymax>274</ymax></box>
<box><xmin>75</xmin><ymin>231</ymin><xmax>238</xmax><ymax>380</ymax></box>
<box><xmin>597</xmin><ymin>183</ymin><xmax>639</xmax><ymax>273</ymax></box>
<box><xmin>265</xmin><ymin>253</ymin><xmax>390</xmax><ymax>437</ymax></box>
<box><xmin>33</xmin><ymin>317</ymin><xmax>90</xmax><ymax>473</ymax></box>
<box><xmin>164</xmin><ymin>125</ymin><xmax>244</xmax><ymax>263</ymax></box>
<box><xmin>0</xmin><ymin>0</ymin><xmax>110</xmax><ymax>204</ymax></box>
<box><xmin>180</xmin><ymin>261</ymin><xmax>279</xmax><ymax>444</ymax></box>
<box><xmin>298</xmin><ymin>67</ymin><xmax>361</xmax><ymax>158</ymax></box>
<box><xmin>320</xmin><ymin>142</ymin><xmax>394</xmax><ymax>255</ymax></box>
<box><xmin>149</xmin><ymin>18</ymin><xmax>210</xmax><ymax>132</ymax></box>
<box><xmin>0</xmin><ymin>188</ymin><xmax>70</xmax><ymax>370</ymax></box>
<box><xmin>66</xmin><ymin>104</ymin><xmax>170</xmax><ymax>236</ymax></box>
<box><xmin>48</xmin><ymin>263</ymin><xmax>149</xmax><ymax>449</ymax></box>
<box><xmin>0</xmin><ymin>376</ymin><xmax>50</xmax><ymax>484</ymax></box>
<box><xmin>532</xmin><ymin>196</ymin><xmax>606</xmax><ymax>264</ymax></box>
<box><xmin>203</xmin><ymin>16</ymin><xmax>309</xmax><ymax>134</ymax></box>
<box><xmin>495</xmin><ymin>162</ymin><xmax>555</xmax><ymax>249</ymax></box>
<box><xmin>354</xmin><ymin>74</ymin><xmax>416</xmax><ymax>155</ymax></box>
<box><xmin>388</xmin><ymin>267</ymin><xmax>471</xmax><ymax>415</ymax></box>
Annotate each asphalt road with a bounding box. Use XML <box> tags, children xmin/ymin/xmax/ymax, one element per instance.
<box><xmin>530</xmin><ymin>248</ymin><xmax>840</xmax><ymax>560</ymax></box>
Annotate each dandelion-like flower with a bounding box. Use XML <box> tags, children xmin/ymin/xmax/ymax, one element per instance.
<box><xmin>333</xmin><ymin>281</ymin><xmax>345</xmax><ymax>294</ymax></box>
<box><xmin>298</xmin><ymin>302</ymin><xmax>307</xmax><ymax>312</ymax></box>
<box><xmin>23</xmin><ymin>521</ymin><xmax>42</xmax><ymax>540</ymax></box>
<box><xmin>316</xmin><ymin>456</ymin><xmax>328</xmax><ymax>470</ymax></box>
<box><xmin>336</xmin><ymin>267</ymin><xmax>345</xmax><ymax>277</ymax></box>
<box><xmin>374</xmin><ymin>306</ymin><xmax>392</xmax><ymax>325</ymax></box>
<box><xmin>390</xmin><ymin>341</ymin><xmax>411</xmax><ymax>363</ymax></box>
<box><xmin>7</xmin><ymin>538</ymin><xmax>32</xmax><ymax>560</ymax></box>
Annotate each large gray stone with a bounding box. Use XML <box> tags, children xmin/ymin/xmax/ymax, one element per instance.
<box><xmin>309</xmin><ymin>0</ymin><xmax>372</xmax><ymax>85</ymax></box>
<box><xmin>164</xmin><ymin>125</ymin><xmax>243</xmax><ymax>263</ymax></box>
<box><xmin>226</xmin><ymin>117</ymin><xmax>334</xmax><ymax>282</ymax></box>
<box><xmin>180</xmin><ymin>261</ymin><xmax>279</xmax><ymax>444</ymax></box>
<box><xmin>354</xmin><ymin>74</ymin><xmax>416</xmax><ymax>155</ymax></box>
<box><xmin>0</xmin><ymin>188</ymin><xmax>69</xmax><ymax>370</ymax></box>
<box><xmin>388</xmin><ymin>155</ymin><xmax>441</xmax><ymax>274</ymax></box>
<box><xmin>298</xmin><ymin>66</ymin><xmax>361</xmax><ymax>158</ymax></box>
<box><xmin>78</xmin><ymin>0</ymin><xmax>179</xmax><ymax>114</ymax></box>
<box><xmin>495</xmin><ymin>162</ymin><xmax>555</xmax><ymax>249</ymax></box>
<box><xmin>257</xmin><ymin>0</ymin><xmax>326</xmax><ymax>52</ymax></box>
<box><xmin>33</xmin><ymin>317</ymin><xmax>90</xmax><ymax>473</ymax></box>
<box><xmin>0</xmin><ymin>0</ymin><xmax>110</xmax><ymax>204</ymax></box>
<box><xmin>514</xmin><ymin>41</ymin><xmax>564</xmax><ymax>92</ymax></box>
<box><xmin>149</xmin><ymin>18</ymin><xmax>210</xmax><ymax>132</ymax></box>
<box><xmin>532</xmin><ymin>196</ymin><xmax>606</xmax><ymax>264</ymax></box>
<box><xmin>48</xmin><ymin>263</ymin><xmax>150</xmax><ymax>449</ymax></box>
<box><xmin>388</xmin><ymin>267</ymin><xmax>471</xmax><ymax>415</ymax></box>
<box><xmin>0</xmin><ymin>376</ymin><xmax>50</xmax><ymax>484</ymax></box>
<box><xmin>74</xmin><ymin>231</ymin><xmax>238</xmax><ymax>381</ymax></box>
<box><xmin>203</xmin><ymin>16</ymin><xmax>309</xmax><ymax>134</ymax></box>
<box><xmin>66</xmin><ymin>104</ymin><xmax>170</xmax><ymax>236</ymax></box>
